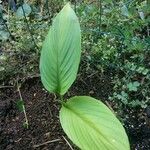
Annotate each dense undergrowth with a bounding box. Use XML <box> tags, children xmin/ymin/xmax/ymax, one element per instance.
<box><xmin>0</xmin><ymin>0</ymin><xmax>150</xmax><ymax>110</ymax></box>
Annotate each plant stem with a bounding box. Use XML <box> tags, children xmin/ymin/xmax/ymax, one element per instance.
<box><xmin>74</xmin><ymin>0</ymin><xmax>77</xmax><ymax>13</ymax></box>
<box><xmin>17</xmin><ymin>81</ymin><xmax>29</xmax><ymax>129</ymax></box>
<box><xmin>98</xmin><ymin>0</ymin><xmax>102</xmax><ymax>37</ymax></box>
<box><xmin>60</xmin><ymin>94</ymin><xmax>63</xmax><ymax>102</ymax></box>
<box><xmin>58</xmin><ymin>94</ymin><xmax>66</xmax><ymax>106</ymax></box>
<box><xmin>46</xmin><ymin>0</ymin><xmax>51</xmax><ymax>21</ymax></box>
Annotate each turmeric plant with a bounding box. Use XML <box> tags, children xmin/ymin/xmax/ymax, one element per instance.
<box><xmin>40</xmin><ymin>3</ymin><xmax>130</xmax><ymax>150</ymax></box>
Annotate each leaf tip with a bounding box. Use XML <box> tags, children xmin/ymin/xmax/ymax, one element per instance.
<box><xmin>62</xmin><ymin>2</ymin><xmax>73</xmax><ymax>13</ymax></box>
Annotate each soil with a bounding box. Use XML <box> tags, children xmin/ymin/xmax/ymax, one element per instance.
<box><xmin>0</xmin><ymin>69</ymin><xmax>150</xmax><ymax>150</ymax></box>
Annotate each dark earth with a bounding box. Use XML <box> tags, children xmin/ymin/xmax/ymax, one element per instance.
<box><xmin>0</xmin><ymin>67</ymin><xmax>150</xmax><ymax>150</ymax></box>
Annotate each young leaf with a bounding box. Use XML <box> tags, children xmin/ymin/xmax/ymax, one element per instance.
<box><xmin>127</xmin><ymin>81</ymin><xmax>140</xmax><ymax>92</ymax></box>
<box><xmin>16</xmin><ymin>99</ymin><xmax>25</xmax><ymax>112</ymax></box>
<box><xmin>60</xmin><ymin>96</ymin><xmax>130</xmax><ymax>150</ymax></box>
<box><xmin>40</xmin><ymin>3</ymin><xmax>81</xmax><ymax>95</ymax></box>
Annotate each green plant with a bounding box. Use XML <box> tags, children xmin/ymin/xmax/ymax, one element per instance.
<box><xmin>40</xmin><ymin>3</ymin><xmax>130</xmax><ymax>150</ymax></box>
<box><xmin>82</xmin><ymin>0</ymin><xmax>150</xmax><ymax>108</ymax></box>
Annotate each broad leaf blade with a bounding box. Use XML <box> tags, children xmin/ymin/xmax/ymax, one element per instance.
<box><xmin>40</xmin><ymin>3</ymin><xmax>81</xmax><ymax>95</ymax></box>
<box><xmin>60</xmin><ymin>96</ymin><xmax>130</xmax><ymax>150</ymax></box>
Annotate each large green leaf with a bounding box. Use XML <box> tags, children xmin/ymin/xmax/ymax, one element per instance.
<box><xmin>40</xmin><ymin>3</ymin><xmax>81</xmax><ymax>95</ymax></box>
<box><xmin>60</xmin><ymin>96</ymin><xmax>130</xmax><ymax>150</ymax></box>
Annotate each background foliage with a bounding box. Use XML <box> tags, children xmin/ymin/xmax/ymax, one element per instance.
<box><xmin>0</xmin><ymin>0</ymin><xmax>150</xmax><ymax>109</ymax></box>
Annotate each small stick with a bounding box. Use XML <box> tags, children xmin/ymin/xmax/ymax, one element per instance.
<box><xmin>80</xmin><ymin>78</ymin><xmax>88</xmax><ymax>86</ymax></box>
<box><xmin>47</xmin><ymin>105</ymin><xmax>53</xmax><ymax>117</ymax></box>
<box><xmin>147</xmin><ymin>25</ymin><xmax>150</xmax><ymax>37</ymax></box>
<box><xmin>53</xmin><ymin>93</ymin><xmax>57</xmax><ymax>101</ymax></box>
<box><xmin>33</xmin><ymin>139</ymin><xmax>61</xmax><ymax>148</ymax></box>
<box><xmin>87</xmin><ymin>71</ymin><xmax>98</xmax><ymax>78</ymax></box>
<box><xmin>0</xmin><ymin>85</ymin><xmax>14</xmax><ymax>89</ymax></box>
<box><xmin>62</xmin><ymin>136</ymin><xmax>74</xmax><ymax>150</ymax></box>
<box><xmin>105</xmin><ymin>101</ymin><xmax>115</xmax><ymax>114</ymax></box>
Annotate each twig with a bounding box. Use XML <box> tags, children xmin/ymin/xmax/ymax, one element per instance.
<box><xmin>53</xmin><ymin>93</ymin><xmax>57</xmax><ymax>101</ymax></box>
<box><xmin>33</xmin><ymin>139</ymin><xmax>61</xmax><ymax>148</ymax></box>
<box><xmin>62</xmin><ymin>136</ymin><xmax>74</xmax><ymax>150</ymax></box>
<box><xmin>79</xmin><ymin>78</ymin><xmax>88</xmax><ymax>86</ymax></box>
<box><xmin>87</xmin><ymin>71</ymin><xmax>98</xmax><ymax>78</ymax></box>
<box><xmin>0</xmin><ymin>85</ymin><xmax>14</xmax><ymax>89</ymax></box>
<box><xmin>47</xmin><ymin>104</ymin><xmax>53</xmax><ymax>117</ymax></box>
<box><xmin>105</xmin><ymin>101</ymin><xmax>115</xmax><ymax>114</ymax></box>
<box><xmin>98</xmin><ymin>0</ymin><xmax>102</xmax><ymax>37</ymax></box>
<box><xmin>147</xmin><ymin>25</ymin><xmax>150</xmax><ymax>37</ymax></box>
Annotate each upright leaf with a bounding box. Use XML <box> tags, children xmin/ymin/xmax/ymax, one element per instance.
<box><xmin>40</xmin><ymin>3</ymin><xmax>81</xmax><ymax>95</ymax></box>
<box><xmin>60</xmin><ymin>96</ymin><xmax>130</xmax><ymax>150</ymax></box>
